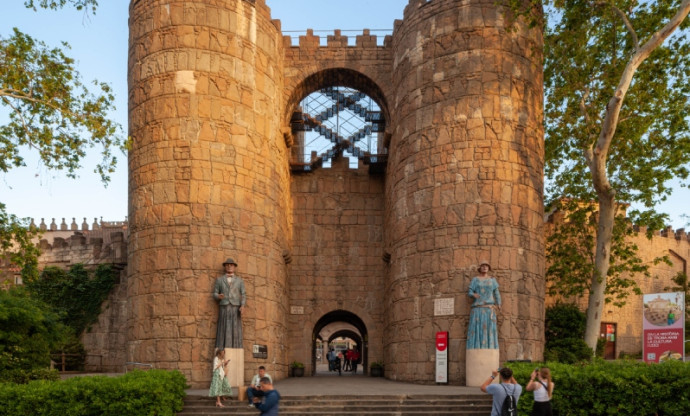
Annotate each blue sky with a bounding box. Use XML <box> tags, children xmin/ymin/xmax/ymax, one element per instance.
<box><xmin>1</xmin><ymin>1</ymin><xmax>687</xmax><ymax>229</ymax></box>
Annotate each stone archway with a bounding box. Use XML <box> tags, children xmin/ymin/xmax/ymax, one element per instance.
<box><xmin>312</xmin><ymin>310</ymin><xmax>369</xmax><ymax>376</ymax></box>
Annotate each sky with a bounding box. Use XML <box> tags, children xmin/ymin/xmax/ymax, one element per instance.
<box><xmin>0</xmin><ymin>0</ymin><xmax>687</xmax><ymax>229</ymax></box>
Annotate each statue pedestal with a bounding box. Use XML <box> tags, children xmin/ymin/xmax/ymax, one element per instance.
<box><xmin>465</xmin><ymin>348</ymin><xmax>499</xmax><ymax>386</ymax></box>
<box><xmin>224</xmin><ymin>348</ymin><xmax>244</xmax><ymax>388</ymax></box>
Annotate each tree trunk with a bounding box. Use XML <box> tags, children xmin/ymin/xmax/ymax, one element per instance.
<box><xmin>584</xmin><ymin>194</ymin><xmax>616</xmax><ymax>351</ymax></box>
<box><xmin>581</xmin><ymin>0</ymin><xmax>690</xmax><ymax>352</ymax></box>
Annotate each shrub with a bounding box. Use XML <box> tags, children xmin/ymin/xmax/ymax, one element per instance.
<box><xmin>507</xmin><ymin>360</ymin><xmax>690</xmax><ymax>416</ymax></box>
<box><xmin>544</xmin><ymin>303</ymin><xmax>593</xmax><ymax>363</ymax></box>
<box><xmin>0</xmin><ymin>368</ymin><xmax>59</xmax><ymax>384</ymax></box>
<box><xmin>0</xmin><ymin>287</ymin><xmax>70</xmax><ymax>372</ymax></box>
<box><xmin>0</xmin><ymin>369</ymin><xmax>187</xmax><ymax>416</ymax></box>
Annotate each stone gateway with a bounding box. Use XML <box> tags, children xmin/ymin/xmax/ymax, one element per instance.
<box><xmin>127</xmin><ymin>0</ymin><xmax>544</xmax><ymax>387</ymax></box>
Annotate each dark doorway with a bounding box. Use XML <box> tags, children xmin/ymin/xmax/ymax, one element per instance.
<box><xmin>599</xmin><ymin>322</ymin><xmax>617</xmax><ymax>359</ymax></box>
<box><xmin>312</xmin><ymin>310</ymin><xmax>368</xmax><ymax>375</ymax></box>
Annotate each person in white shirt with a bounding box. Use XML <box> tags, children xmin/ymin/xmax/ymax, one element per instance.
<box><xmin>526</xmin><ymin>366</ymin><xmax>554</xmax><ymax>416</ymax></box>
<box><xmin>246</xmin><ymin>366</ymin><xmax>272</xmax><ymax>407</ymax></box>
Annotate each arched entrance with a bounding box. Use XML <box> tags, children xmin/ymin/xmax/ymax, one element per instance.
<box><xmin>312</xmin><ymin>310</ymin><xmax>368</xmax><ymax>375</ymax></box>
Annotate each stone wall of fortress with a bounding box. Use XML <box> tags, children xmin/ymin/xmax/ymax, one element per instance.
<box><xmin>5</xmin><ymin>0</ymin><xmax>686</xmax><ymax>388</ymax></box>
<box><xmin>25</xmin><ymin>218</ymin><xmax>687</xmax><ymax>374</ymax></box>
<box><xmin>544</xmin><ymin>218</ymin><xmax>690</xmax><ymax>358</ymax></box>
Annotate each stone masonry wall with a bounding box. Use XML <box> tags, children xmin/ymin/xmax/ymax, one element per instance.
<box><xmin>128</xmin><ymin>0</ymin><xmax>290</xmax><ymax>387</ymax></box>
<box><xmin>287</xmin><ymin>157</ymin><xmax>386</xmax><ymax>374</ymax></box>
<box><xmin>30</xmin><ymin>224</ymin><xmax>128</xmax><ymax>372</ymax></box>
<box><xmin>546</xmin><ymin>221</ymin><xmax>690</xmax><ymax>358</ymax></box>
<box><xmin>385</xmin><ymin>0</ymin><xmax>545</xmax><ymax>383</ymax></box>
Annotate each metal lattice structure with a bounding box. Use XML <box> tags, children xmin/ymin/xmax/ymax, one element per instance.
<box><xmin>290</xmin><ymin>86</ymin><xmax>387</xmax><ymax>172</ymax></box>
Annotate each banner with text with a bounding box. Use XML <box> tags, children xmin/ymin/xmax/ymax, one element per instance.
<box><xmin>643</xmin><ymin>292</ymin><xmax>685</xmax><ymax>363</ymax></box>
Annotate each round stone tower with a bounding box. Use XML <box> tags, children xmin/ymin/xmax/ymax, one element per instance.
<box><xmin>127</xmin><ymin>0</ymin><xmax>289</xmax><ymax>387</ymax></box>
<box><xmin>386</xmin><ymin>0</ymin><xmax>544</xmax><ymax>384</ymax></box>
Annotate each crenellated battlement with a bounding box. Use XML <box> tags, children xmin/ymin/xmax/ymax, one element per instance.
<box><xmin>281</xmin><ymin>29</ymin><xmax>392</xmax><ymax>49</ymax></box>
<box><xmin>30</xmin><ymin>217</ymin><xmax>128</xmax><ymax>232</ymax></box>
<box><xmin>633</xmin><ymin>225</ymin><xmax>690</xmax><ymax>242</ymax></box>
<box><xmin>29</xmin><ymin>218</ymin><xmax>129</xmax><ymax>268</ymax></box>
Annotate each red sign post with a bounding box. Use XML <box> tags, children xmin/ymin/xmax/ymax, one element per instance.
<box><xmin>435</xmin><ymin>331</ymin><xmax>448</xmax><ymax>383</ymax></box>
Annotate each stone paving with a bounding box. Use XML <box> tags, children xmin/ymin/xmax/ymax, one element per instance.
<box><xmin>185</xmin><ymin>365</ymin><xmax>481</xmax><ymax>397</ymax></box>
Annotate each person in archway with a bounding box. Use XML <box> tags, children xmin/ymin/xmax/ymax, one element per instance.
<box><xmin>213</xmin><ymin>257</ymin><xmax>246</xmax><ymax>349</ymax></box>
<box><xmin>344</xmin><ymin>348</ymin><xmax>352</xmax><ymax>371</ymax></box>
<box><xmin>467</xmin><ymin>261</ymin><xmax>501</xmax><ymax>349</ymax></box>
<box><xmin>327</xmin><ymin>348</ymin><xmax>336</xmax><ymax>372</ymax></box>
<box><xmin>351</xmin><ymin>348</ymin><xmax>360</xmax><ymax>373</ymax></box>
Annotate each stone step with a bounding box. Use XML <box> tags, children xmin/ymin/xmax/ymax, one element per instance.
<box><xmin>179</xmin><ymin>395</ymin><xmax>492</xmax><ymax>416</ymax></box>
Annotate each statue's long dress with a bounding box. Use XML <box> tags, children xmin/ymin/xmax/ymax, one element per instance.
<box><xmin>467</xmin><ymin>277</ymin><xmax>501</xmax><ymax>349</ymax></box>
<box><xmin>465</xmin><ymin>276</ymin><xmax>501</xmax><ymax>386</ymax></box>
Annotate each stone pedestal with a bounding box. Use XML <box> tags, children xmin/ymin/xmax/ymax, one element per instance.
<box><xmin>465</xmin><ymin>348</ymin><xmax>499</xmax><ymax>387</ymax></box>
<box><xmin>225</xmin><ymin>348</ymin><xmax>245</xmax><ymax>388</ymax></box>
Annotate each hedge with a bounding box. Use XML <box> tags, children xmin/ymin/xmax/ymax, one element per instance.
<box><xmin>507</xmin><ymin>360</ymin><xmax>690</xmax><ymax>416</ymax></box>
<box><xmin>0</xmin><ymin>369</ymin><xmax>186</xmax><ymax>416</ymax></box>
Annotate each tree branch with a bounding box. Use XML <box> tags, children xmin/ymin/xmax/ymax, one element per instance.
<box><xmin>595</xmin><ymin>1</ymin><xmax>640</xmax><ymax>50</ymax></box>
<box><xmin>592</xmin><ymin>0</ymin><xmax>690</xmax><ymax>198</ymax></box>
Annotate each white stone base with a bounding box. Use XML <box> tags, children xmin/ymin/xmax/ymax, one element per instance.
<box><xmin>465</xmin><ymin>348</ymin><xmax>499</xmax><ymax>387</ymax></box>
<box><xmin>224</xmin><ymin>348</ymin><xmax>244</xmax><ymax>388</ymax></box>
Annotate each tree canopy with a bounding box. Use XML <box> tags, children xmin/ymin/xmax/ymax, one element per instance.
<box><xmin>1</xmin><ymin>0</ymin><xmax>122</xmax><ymax>278</ymax></box>
<box><xmin>541</xmin><ymin>0</ymin><xmax>690</xmax><ymax>348</ymax></box>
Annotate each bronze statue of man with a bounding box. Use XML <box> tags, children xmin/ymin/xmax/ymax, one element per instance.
<box><xmin>213</xmin><ymin>258</ymin><xmax>246</xmax><ymax>349</ymax></box>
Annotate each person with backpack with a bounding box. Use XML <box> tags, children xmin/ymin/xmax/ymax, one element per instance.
<box><xmin>526</xmin><ymin>367</ymin><xmax>554</xmax><ymax>416</ymax></box>
<box><xmin>480</xmin><ymin>367</ymin><xmax>522</xmax><ymax>416</ymax></box>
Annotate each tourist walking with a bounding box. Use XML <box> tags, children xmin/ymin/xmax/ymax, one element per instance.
<box><xmin>208</xmin><ymin>349</ymin><xmax>232</xmax><ymax>408</ymax></box>
<box><xmin>351</xmin><ymin>348</ymin><xmax>360</xmax><ymax>373</ymax></box>
<box><xmin>213</xmin><ymin>257</ymin><xmax>246</xmax><ymax>349</ymax></box>
<box><xmin>327</xmin><ymin>348</ymin><xmax>336</xmax><ymax>371</ymax></box>
<box><xmin>526</xmin><ymin>367</ymin><xmax>554</xmax><ymax>416</ymax></box>
<box><xmin>252</xmin><ymin>377</ymin><xmax>281</xmax><ymax>416</ymax></box>
<box><xmin>344</xmin><ymin>348</ymin><xmax>352</xmax><ymax>371</ymax></box>
<box><xmin>480</xmin><ymin>367</ymin><xmax>522</xmax><ymax>416</ymax></box>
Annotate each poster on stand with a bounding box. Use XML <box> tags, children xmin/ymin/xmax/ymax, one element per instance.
<box><xmin>643</xmin><ymin>292</ymin><xmax>685</xmax><ymax>363</ymax></box>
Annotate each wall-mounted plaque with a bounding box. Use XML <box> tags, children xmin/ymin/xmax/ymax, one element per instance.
<box><xmin>290</xmin><ymin>306</ymin><xmax>304</xmax><ymax>315</ymax></box>
<box><xmin>252</xmin><ymin>344</ymin><xmax>268</xmax><ymax>359</ymax></box>
<box><xmin>434</xmin><ymin>298</ymin><xmax>455</xmax><ymax>316</ymax></box>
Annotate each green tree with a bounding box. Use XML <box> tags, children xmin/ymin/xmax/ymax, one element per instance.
<box><xmin>0</xmin><ymin>286</ymin><xmax>69</xmax><ymax>372</ymax></box>
<box><xmin>1</xmin><ymin>0</ymin><xmax>122</xmax><ymax>277</ymax></box>
<box><xmin>544</xmin><ymin>303</ymin><xmax>594</xmax><ymax>363</ymax></box>
<box><xmin>546</xmin><ymin>200</ymin><xmax>663</xmax><ymax>308</ymax></box>
<box><xmin>510</xmin><ymin>0</ymin><xmax>690</xmax><ymax>350</ymax></box>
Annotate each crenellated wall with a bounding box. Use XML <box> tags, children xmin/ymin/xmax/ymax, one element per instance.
<box><xmin>24</xmin><ymin>220</ymin><xmax>129</xmax><ymax>372</ymax></box>
<box><xmin>124</xmin><ymin>0</ymin><xmax>546</xmax><ymax>387</ymax></box>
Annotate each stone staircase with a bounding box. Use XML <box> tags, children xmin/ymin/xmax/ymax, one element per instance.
<box><xmin>179</xmin><ymin>394</ymin><xmax>493</xmax><ymax>415</ymax></box>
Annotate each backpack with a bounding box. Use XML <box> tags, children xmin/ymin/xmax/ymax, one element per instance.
<box><xmin>500</xmin><ymin>384</ymin><xmax>517</xmax><ymax>416</ymax></box>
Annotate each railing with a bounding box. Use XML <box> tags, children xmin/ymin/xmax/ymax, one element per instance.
<box><xmin>50</xmin><ymin>352</ymin><xmax>102</xmax><ymax>372</ymax></box>
<box><xmin>124</xmin><ymin>362</ymin><xmax>154</xmax><ymax>373</ymax></box>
